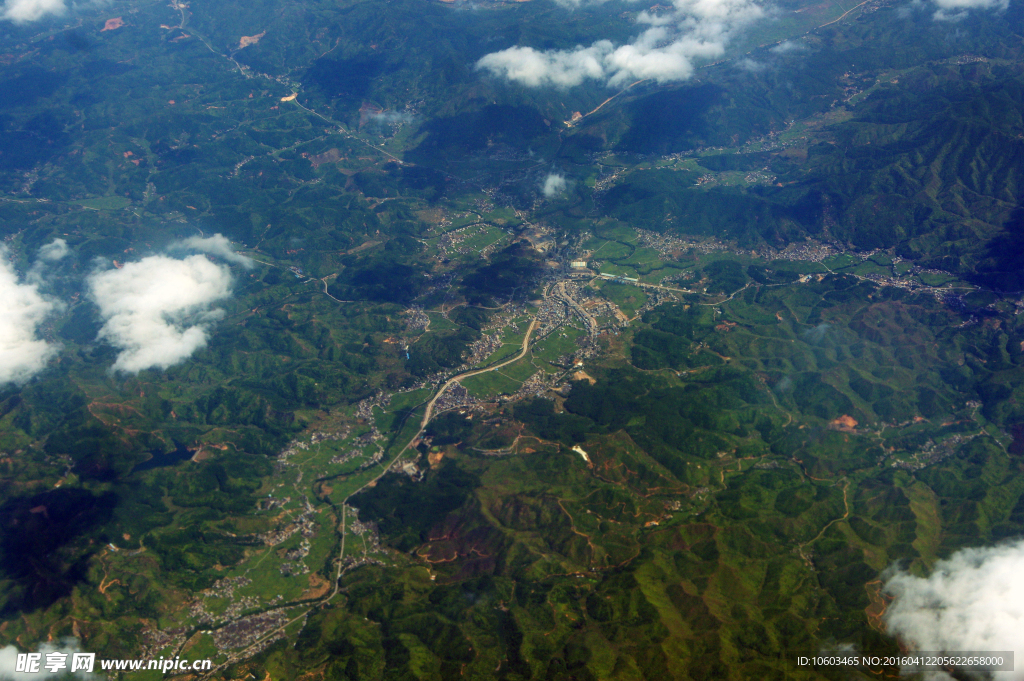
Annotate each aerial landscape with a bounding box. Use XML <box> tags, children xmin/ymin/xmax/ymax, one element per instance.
<box><xmin>0</xmin><ymin>0</ymin><xmax>1021</xmax><ymax>677</ymax></box>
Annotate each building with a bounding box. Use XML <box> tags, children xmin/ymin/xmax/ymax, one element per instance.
<box><xmin>599</xmin><ymin>273</ymin><xmax>639</xmax><ymax>283</ymax></box>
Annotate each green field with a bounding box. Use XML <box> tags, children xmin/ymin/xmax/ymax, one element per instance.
<box><xmin>462</xmin><ymin>370</ymin><xmax>524</xmax><ymax>398</ymax></box>
<box><xmin>598</xmin><ymin>281</ymin><xmax>648</xmax><ymax>318</ymax></box>
<box><xmin>73</xmin><ymin>196</ymin><xmax>133</xmax><ymax>210</ymax></box>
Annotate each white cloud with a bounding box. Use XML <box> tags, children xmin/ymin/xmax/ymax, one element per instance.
<box><xmin>478</xmin><ymin>43</ymin><xmax>612</xmax><ymax>88</ymax></box>
<box><xmin>737</xmin><ymin>57</ymin><xmax>767</xmax><ymax>71</ymax></box>
<box><xmin>364</xmin><ymin>110</ymin><xmax>416</xmax><ymax>127</ymax></box>
<box><xmin>932</xmin><ymin>0</ymin><xmax>1009</xmax><ymax>10</ymax></box>
<box><xmin>0</xmin><ymin>251</ymin><xmax>59</xmax><ymax>385</ymax></box>
<box><xmin>0</xmin><ymin>639</ymin><xmax>94</xmax><ymax>679</ymax></box>
<box><xmin>770</xmin><ymin>39</ymin><xmax>807</xmax><ymax>54</ymax></box>
<box><xmin>169</xmin><ymin>234</ymin><xmax>254</xmax><ymax>269</ymax></box>
<box><xmin>549</xmin><ymin>0</ymin><xmax>616</xmax><ymax>8</ymax></box>
<box><xmin>27</xmin><ymin>238</ymin><xmax>72</xmax><ymax>285</ymax></box>
<box><xmin>542</xmin><ymin>173</ymin><xmax>568</xmax><ymax>197</ymax></box>
<box><xmin>477</xmin><ymin>0</ymin><xmax>765</xmax><ymax>87</ymax></box>
<box><xmin>931</xmin><ymin>0</ymin><xmax>1008</xmax><ymax>19</ymax></box>
<box><xmin>1</xmin><ymin>0</ymin><xmax>66</xmax><ymax>22</ymax></box>
<box><xmin>884</xmin><ymin>539</ymin><xmax>1024</xmax><ymax>679</ymax></box>
<box><xmin>88</xmin><ymin>254</ymin><xmax>234</xmax><ymax>373</ymax></box>
<box><xmin>900</xmin><ymin>0</ymin><xmax>1010</xmax><ymax>20</ymax></box>
<box><xmin>38</xmin><ymin>239</ymin><xmax>69</xmax><ymax>262</ymax></box>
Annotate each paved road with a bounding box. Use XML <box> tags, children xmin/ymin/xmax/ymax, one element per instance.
<box><xmin>420</xmin><ymin>318</ymin><xmax>539</xmax><ymax>429</ymax></box>
<box><xmin>551</xmin><ymin>282</ymin><xmax>599</xmax><ymax>335</ymax></box>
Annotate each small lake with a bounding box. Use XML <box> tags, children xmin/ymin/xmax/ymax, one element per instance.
<box><xmin>132</xmin><ymin>442</ymin><xmax>193</xmax><ymax>474</ymax></box>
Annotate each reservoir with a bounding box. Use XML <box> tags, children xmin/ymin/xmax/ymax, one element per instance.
<box><xmin>132</xmin><ymin>442</ymin><xmax>193</xmax><ymax>473</ymax></box>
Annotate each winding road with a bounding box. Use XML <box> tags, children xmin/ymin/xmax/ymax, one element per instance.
<box><xmin>419</xmin><ymin>318</ymin><xmax>539</xmax><ymax>430</ymax></box>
